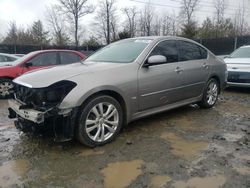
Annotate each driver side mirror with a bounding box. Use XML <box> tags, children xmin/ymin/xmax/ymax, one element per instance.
<box><xmin>144</xmin><ymin>55</ymin><xmax>167</xmax><ymax>67</ymax></box>
<box><xmin>24</xmin><ymin>62</ymin><xmax>33</xmax><ymax>68</ymax></box>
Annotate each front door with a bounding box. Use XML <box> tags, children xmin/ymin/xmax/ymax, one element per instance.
<box><xmin>138</xmin><ymin>40</ymin><xmax>185</xmax><ymax>111</ymax></box>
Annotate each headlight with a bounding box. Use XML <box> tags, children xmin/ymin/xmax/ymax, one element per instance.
<box><xmin>34</xmin><ymin>81</ymin><xmax>76</xmax><ymax>108</ymax></box>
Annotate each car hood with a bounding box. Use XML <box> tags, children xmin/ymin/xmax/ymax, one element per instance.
<box><xmin>224</xmin><ymin>58</ymin><xmax>250</xmax><ymax>64</ymax></box>
<box><xmin>14</xmin><ymin>62</ymin><xmax>128</xmax><ymax>88</ymax></box>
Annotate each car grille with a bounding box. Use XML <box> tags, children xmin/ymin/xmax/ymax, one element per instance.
<box><xmin>14</xmin><ymin>84</ymin><xmax>34</xmax><ymax>104</ymax></box>
<box><xmin>228</xmin><ymin>72</ymin><xmax>250</xmax><ymax>83</ymax></box>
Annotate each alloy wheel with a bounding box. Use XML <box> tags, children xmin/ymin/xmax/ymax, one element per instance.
<box><xmin>0</xmin><ymin>81</ymin><xmax>14</xmax><ymax>97</ymax></box>
<box><xmin>206</xmin><ymin>81</ymin><xmax>218</xmax><ymax>106</ymax></box>
<box><xmin>85</xmin><ymin>102</ymin><xmax>119</xmax><ymax>142</ymax></box>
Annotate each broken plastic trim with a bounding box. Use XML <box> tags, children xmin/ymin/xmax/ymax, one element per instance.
<box><xmin>14</xmin><ymin>80</ymin><xmax>77</xmax><ymax>111</ymax></box>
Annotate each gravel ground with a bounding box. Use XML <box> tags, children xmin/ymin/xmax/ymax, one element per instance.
<box><xmin>0</xmin><ymin>88</ymin><xmax>249</xmax><ymax>188</ymax></box>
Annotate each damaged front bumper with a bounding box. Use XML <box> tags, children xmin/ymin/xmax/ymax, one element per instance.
<box><xmin>8</xmin><ymin>99</ymin><xmax>79</xmax><ymax>141</ymax></box>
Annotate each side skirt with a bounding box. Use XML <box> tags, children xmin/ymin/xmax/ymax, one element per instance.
<box><xmin>130</xmin><ymin>95</ymin><xmax>202</xmax><ymax>123</ymax></box>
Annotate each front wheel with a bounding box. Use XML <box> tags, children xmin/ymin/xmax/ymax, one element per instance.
<box><xmin>198</xmin><ymin>78</ymin><xmax>219</xmax><ymax>108</ymax></box>
<box><xmin>77</xmin><ymin>95</ymin><xmax>123</xmax><ymax>147</ymax></box>
<box><xmin>0</xmin><ymin>78</ymin><xmax>14</xmax><ymax>99</ymax></box>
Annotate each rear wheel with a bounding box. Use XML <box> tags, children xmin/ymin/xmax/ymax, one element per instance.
<box><xmin>198</xmin><ymin>78</ymin><xmax>219</xmax><ymax>108</ymax></box>
<box><xmin>77</xmin><ymin>95</ymin><xmax>123</xmax><ymax>147</ymax></box>
<box><xmin>0</xmin><ymin>78</ymin><xmax>14</xmax><ymax>99</ymax></box>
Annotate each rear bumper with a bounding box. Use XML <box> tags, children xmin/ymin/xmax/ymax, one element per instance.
<box><xmin>8</xmin><ymin>99</ymin><xmax>79</xmax><ymax>141</ymax></box>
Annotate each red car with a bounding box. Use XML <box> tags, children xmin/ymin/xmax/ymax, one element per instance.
<box><xmin>0</xmin><ymin>50</ymin><xmax>86</xmax><ymax>98</ymax></box>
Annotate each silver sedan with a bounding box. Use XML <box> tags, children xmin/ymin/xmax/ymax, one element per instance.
<box><xmin>9</xmin><ymin>36</ymin><xmax>227</xmax><ymax>147</ymax></box>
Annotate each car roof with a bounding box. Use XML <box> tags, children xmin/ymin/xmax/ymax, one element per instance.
<box><xmin>31</xmin><ymin>49</ymin><xmax>81</xmax><ymax>53</ymax></box>
<box><xmin>130</xmin><ymin>36</ymin><xmax>195</xmax><ymax>41</ymax></box>
<box><xmin>240</xmin><ymin>45</ymin><xmax>250</xmax><ymax>48</ymax></box>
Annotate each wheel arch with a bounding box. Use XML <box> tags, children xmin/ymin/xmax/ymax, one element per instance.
<box><xmin>78</xmin><ymin>89</ymin><xmax>128</xmax><ymax>125</ymax></box>
<box><xmin>0</xmin><ymin>76</ymin><xmax>14</xmax><ymax>80</ymax></box>
<box><xmin>208</xmin><ymin>74</ymin><xmax>221</xmax><ymax>93</ymax></box>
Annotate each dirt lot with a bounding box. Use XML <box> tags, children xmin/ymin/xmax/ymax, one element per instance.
<box><xmin>0</xmin><ymin>88</ymin><xmax>250</xmax><ymax>188</ymax></box>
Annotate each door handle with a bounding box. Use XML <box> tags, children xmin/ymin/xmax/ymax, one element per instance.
<box><xmin>203</xmin><ymin>64</ymin><xmax>209</xmax><ymax>69</ymax></box>
<box><xmin>175</xmin><ymin>66</ymin><xmax>183</xmax><ymax>73</ymax></box>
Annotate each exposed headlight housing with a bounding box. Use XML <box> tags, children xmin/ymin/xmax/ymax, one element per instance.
<box><xmin>36</xmin><ymin>80</ymin><xmax>77</xmax><ymax>108</ymax></box>
<box><xmin>15</xmin><ymin>80</ymin><xmax>76</xmax><ymax>110</ymax></box>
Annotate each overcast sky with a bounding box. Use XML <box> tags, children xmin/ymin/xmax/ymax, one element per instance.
<box><xmin>0</xmin><ymin>0</ymin><xmax>249</xmax><ymax>38</ymax></box>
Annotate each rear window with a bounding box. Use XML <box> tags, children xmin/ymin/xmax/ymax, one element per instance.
<box><xmin>179</xmin><ymin>41</ymin><xmax>207</xmax><ymax>61</ymax></box>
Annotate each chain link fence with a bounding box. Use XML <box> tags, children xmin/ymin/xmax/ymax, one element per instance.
<box><xmin>1</xmin><ymin>35</ymin><xmax>250</xmax><ymax>56</ymax></box>
<box><xmin>197</xmin><ymin>35</ymin><xmax>250</xmax><ymax>55</ymax></box>
<box><xmin>0</xmin><ymin>44</ymin><xmax>102</xmax><ymax>56</ymax></box>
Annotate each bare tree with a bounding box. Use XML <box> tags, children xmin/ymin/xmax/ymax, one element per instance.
<box><xmin>214</xmin><ymin>0</ymin><xmax>227</xmax><ymax>37</ymax></box>
<box><xmin>180</xmin><ymin>0</ymin><xmax>200</xmax><ymax>25</ymax></box>
<box><xmin>152</xmin><ymin>15</ymin><xmax>161</xmax><ymax>36</ymax></box>
<box><xmin>95</xmin><ymin>0</ymin><xmax>118</xmax><ymax>44</ymax></box>
<box><xmin>47</xmin><ymin>6</ymin><xmax>70</xmax><ymax>45</ymax></box>
<box><xmin>234</xmin><ymin>2</ymin><xmax>248</xmax><ymax>36</ymax></box>
<box><xmin>122</xmin><ymin>6</ymin><xmax>138</xmax><ymax>37</ymax></box>
<box><xmin>138</xmin><ymin>4</ymin><xmax>154</xmax><ymax>36</ymax></box>
<box><xmin>214</xmin><ymin>0</ymin><xmax>226</xmax><ymax>25</ymax></box>
<box><xmin>57</xmin><ymin>0</ymin><xmax>94</xmax><ymax>47</ymax></box>
<box><xmin>162</xmin><ymin>12</ymin><xmax>178</xmax><ymax>36</ymax></box>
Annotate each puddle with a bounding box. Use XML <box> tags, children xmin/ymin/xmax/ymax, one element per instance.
<box><xmin>150</xmin><ymin>175</ymin><xmax>171</xmax><ymax>187</ymax></box>
<box><xmin>161</xmin><ymin>132</ymin><xmax>208</xmax><ymax>159</ymax></box>
<box><xmin>101</xmin><ymin>160</ymin><xmax>144</xmax><ymax>188</ymax></box>
<box><xmin>174</xmin><ymin>175</ymin><xmax>226</xmax><ymax>188</ymax></box>
<box><xmin>170</xmin><ymin>116</ymin><xmax>215</xmax><ymax>132</ymax></box>
<box><xmin>0</xmin><ymin>100</ymin><xmax>13</xmax><ymax>127</ymax></box>
<box><xmin>0</xmin><ymin>159</ymin><xmax>29</xmax><ymax>187</ymax></box>
<box><xmin>223</xmin><ymin>133</ymin><xmax>244</xmax><ymax>142</ymax></box>
<box><xmin>217</xmin><ymin>100</ymin><xmax>250</xmax><ymax>117</ymax></box>
<box><xmin>78</xmin><ymin>149</ymin><xmax>105</xmax><ymax>157</ymax></box>
<box><xmin>234</xmin><ymin>167</ymin><xmax>250</xmax><ymax>175</ymax></box>
<box><xmin>235</xmin><ymin>154</ymin><xmax>250</xmax><ymax>161</ymax></box>
<box><xmin>0</xmin><ymin>125</ymin><xmax>14</xmax><ymax>131</ymax></box>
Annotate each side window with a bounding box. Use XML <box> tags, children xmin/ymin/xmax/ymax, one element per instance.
<box><xmin>30</xmin><ymin>52</ymin><xmax>58</xmax><ymax>66</ymax></box>
<box><xmin>0</xmin><ymin>55</ymin><xmax>6</xmax><ymax>62</ymax></box>
<box><xmin>149</xmin><ymin>40</ymin><xmax>179</xmax><ymax>63</ymax></box>
<box><xmin>60</xmin><ymin>52</ymin><xmax>81</xmax><ymax>65</ymax></box>
<box><xmin>179</xmin><ymin>41</ymin><xmax>207</xmax><ymax>61</ymax></box>
<box><xmin>6</xmin><ymin>56</ymin><xmax>17</xmax><ymax>61</ymax></box>
<box><xmin>200</xmin><ymin>46</ymin><xmax>208</xmax><ymax>59</ymax></box>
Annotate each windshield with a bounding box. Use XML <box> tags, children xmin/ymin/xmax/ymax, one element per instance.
<box><xmin>85</xmin><ymin>39</ymin><xmax>152</xmax><ymax>63</ymax></box>
<box><xmin>230</xmin><ymin>47</ymin><xmax>250</xmax><ymax>58</ymax></box>
<box><xmin>11</xmin><ymin>52</ymin><xmax>37</xmax><ymax>65</ymax></box>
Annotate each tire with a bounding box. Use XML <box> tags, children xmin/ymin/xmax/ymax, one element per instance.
<box><xmin>0</xmin><ymin>78</ymin><xmax>14</xmax><ymax>99</ymax></box>
<box><xmin>198</xmin><ymin>78</ymin><xmax>219</xmax><ymax>108</ymax></box>
<box><xmin>77</xmin><ymin>95</ymin><xmax>123</xmax><ymax>147</ymax></box>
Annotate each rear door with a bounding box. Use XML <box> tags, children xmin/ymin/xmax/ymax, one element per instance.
<box><xmin>59</xmin><ymin>52</ymin><xmax>82</xmax><ymax>65</ymax></box>
<box><xmin>138</xmin><ymin>40</ymin><xmax>186</xmax><ymax>111</ymax></box>
<box><xmin>177</xmin><ymin>40</ymin><xmax>209</xmax><ymax>99</ymax></box>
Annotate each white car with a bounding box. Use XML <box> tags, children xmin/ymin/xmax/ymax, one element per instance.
<box><xmin>224</xmin><ymin>46</ymin><xmax>250</xmax><ymax>87</ymax></box>
<box><xmin>0</xmin><ymin>53</ymin><xmax>19</xmax><ymax>66</ymax></box>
